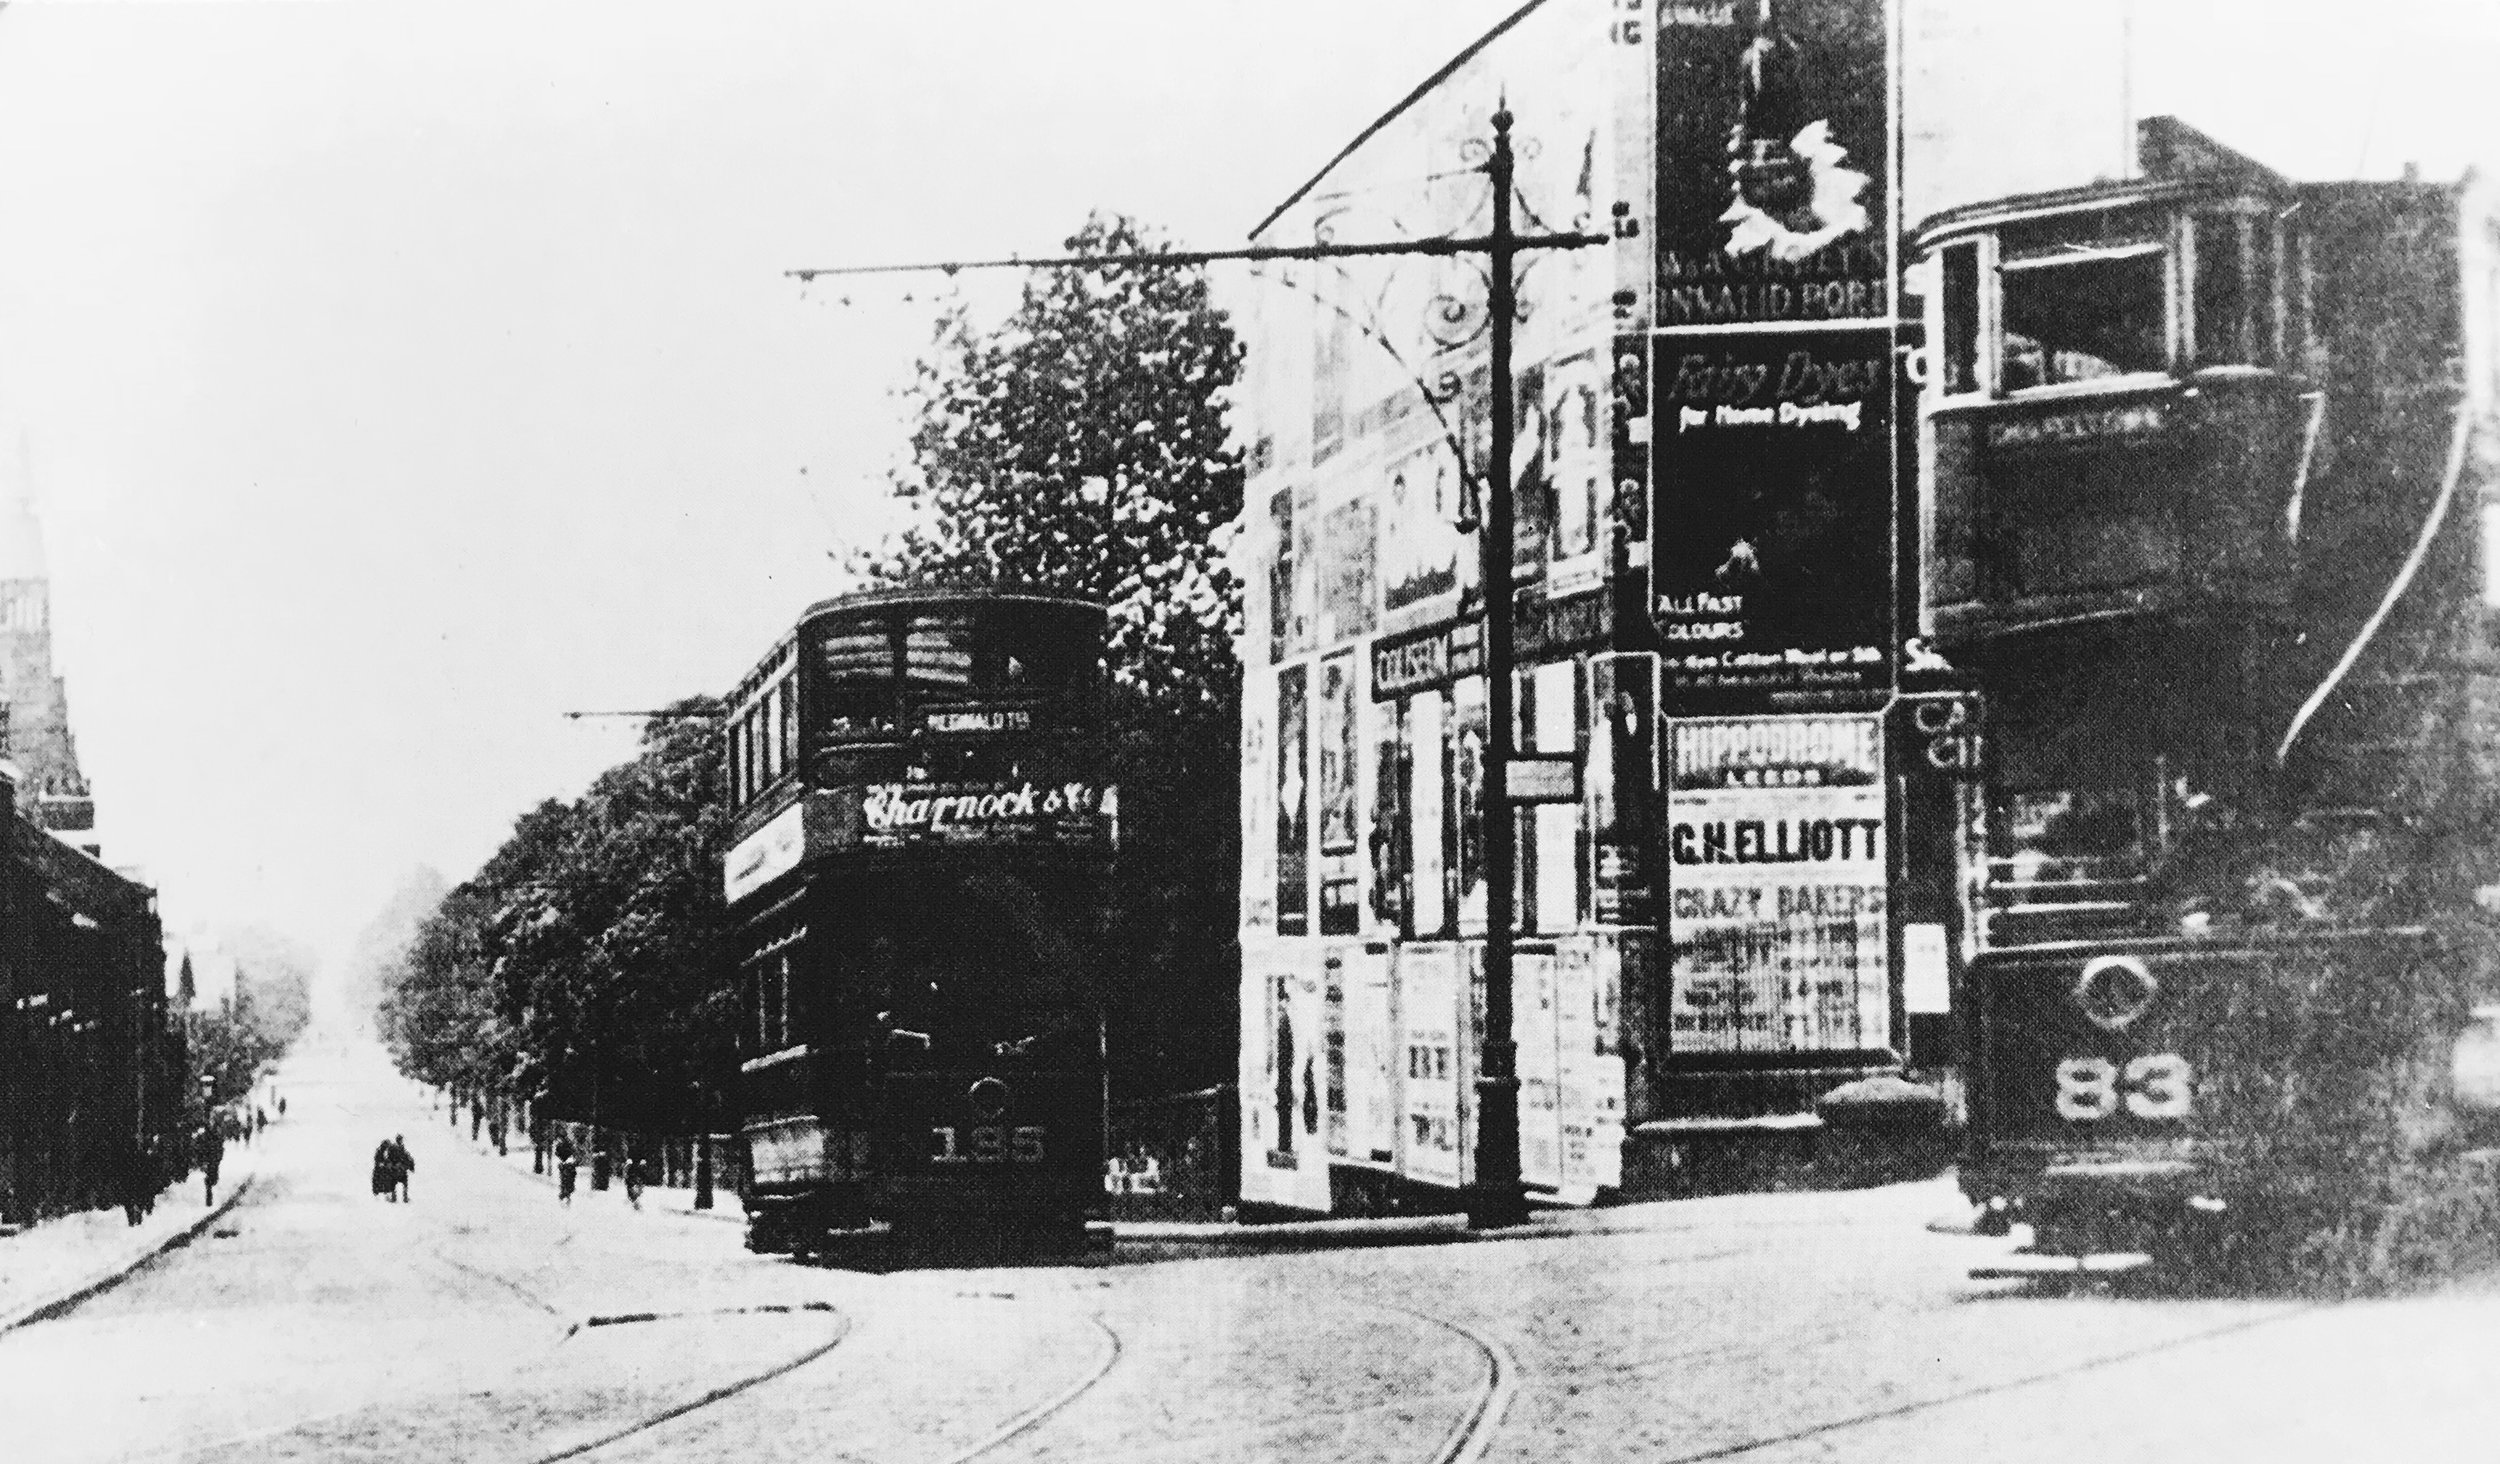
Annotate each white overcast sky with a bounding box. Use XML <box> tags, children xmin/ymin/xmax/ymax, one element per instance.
<box><xmin>0</xmin><ymin>0</ymin><xmax>2492</xmax><ymax>977</ymax></box>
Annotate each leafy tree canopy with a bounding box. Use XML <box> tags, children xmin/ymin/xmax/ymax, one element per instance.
<box><xmin>860</xmin><ymin>212</ymin><xmax>1247</xmax><ymax>1096</ymax></box>
<box><xmin>375</xmin><ymin>698</ymin><xmax>734</xmax><ymax>1129</ymax></box>
<box><xmin>868</xmin><ymin>211</ymin><xmax>1246</xmax><ymax>715</ymax></box>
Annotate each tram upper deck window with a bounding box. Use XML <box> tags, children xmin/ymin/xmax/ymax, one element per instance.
<box><xmin>1999</xmin><ymin>238</ymin><xmax>2169</xmax><ymax>391</ymax></box>
<box><xmin>819</xmin><ymin>621</ymin><xmax>899</xmax><ymax>743</ymax></box>
<box><xmin>2192</xmin><ymin>208</ymin><xmax>2299</xmax><ymax>369</ymax></box>
<box><xmin>903</xmin><ymin>607</ymin><xmax>1093</xmax><ymax>707</ymax></box>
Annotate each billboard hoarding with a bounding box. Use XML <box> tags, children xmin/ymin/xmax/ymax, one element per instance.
<box><xmin>1667</xmin><ymin>715</ymin><xmax>1890</xmax><ymax>1055</ymax></box>
<box><xmin>1651</xmin><ymin>327</ymin><xmax>1895</xmax><ymax>712</ymax></box>
<box><xmin>1653</xmin><ymin>0</ymin><xmax>1895</xmax><ymax>328</ymax></box>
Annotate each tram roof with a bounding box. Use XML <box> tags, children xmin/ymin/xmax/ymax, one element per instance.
<box><xmin>730</xmin><ymin>586</ymin><xmax>1106</xmax><ymax>701</ymax></box>
<box><xmin>794</xmin><ymin>585</ymin><xmax>1104</xmax><ymax>623</ymax></box>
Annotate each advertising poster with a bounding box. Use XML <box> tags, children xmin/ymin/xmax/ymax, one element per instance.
<box><xmin>1266</xmin><ymin>489</ymin><xmax>1295</xmax><ymax>661</ymax></box>
<box><xmin>1520</xmin><ymin>660</ymin><xmax>1581</xmax><ymax>933</ymax></box>
<box><xmin>1339</xmin><ymin>945</ymin><xmax>1397</xmax><ymax>1168</ymax></box>
<box><xmin>1408</xmin><ymin>691</ymin><xmax>1449</xmax><ymax>938</ymax></box>
<box><xmin>1541</xmin><ymin>352</ymin><xmax>1610</xmax><ymax>576</ymax></box>
<box><xmin>1317</xmin><ymin>498</ymin><xmax>1379</xmax><ymax>646</ymax></box>
<box><xmin>1654</xmin><ymin>0</ymin><xmax>1894</xmax><ymax>328</ymax></box>
<box><xmin>1369</xmin><ymin>699</ymin><xmax>1409</xmax><ymax>933</ymax></box>
<box><xmin>1667</xmin><ymin>715</ymin><xmax>1890</xmax><ymax>1055</ymax></box>
<box><xmin>1586</xmin><ymin>652</ymin><xmax>1658</xmax><ymax>925</ymax></box>
<box><xmin>1382</xmin><ymin>442</ymin><xmax>1467</xmax><ymax>620</ymax></box>
<box><xmin>1453</xmin><ymin>676</ymin><xmax>1489</xmax><ymax>933</ymax></box>
<box><xmin>1396</xmin><ymin>944</ymin><xmax>1465</xmax><ymax>1189</ymax></box>
<box><xmin>1555</xmin><ymin>939</ymin><xmax>1620</xmax><ymax>1199</ymax></box>
<box><xmin>1276</xmin><ymin>665</ymin><xmax>1310</xmax><ymax>936</ymax></box>
<box><xmin>1325</xmin><ymin>954</ymin><xmax>1347</xmax><ymax>1159</ymax></box>
<box><xmin>1611</xmin><ymin>331</ymin><xmax>1651</xmax><ymax>568</ymax></box>
<box><xmin>1651</xmin><ymin>327</ymin><xmax>1895</xmax><ymax>711</ymax></box>
<box><xmin>856</xmin><ymin>779</ymin><xmax>1116</xmax><ymax>849</ymax></box>
<box><xmin>1516</xmin><ymin>949</ymin><xmax>1563</xmax><ymax>1191</ymax></box>
<box><xmin>1318</xmin><ymin>653</ymin><xmax>1362</xmax><ymax>935</ymax></box>
<box><xmin>1241</xmin><ymin>950</ymin><xmax>1332</xmax><ymax>1212</ymax></box>
<box><xmin>1241</xmin><ymin>682</ymin><xmax>1276</xmax><ymax>932</ymax></box>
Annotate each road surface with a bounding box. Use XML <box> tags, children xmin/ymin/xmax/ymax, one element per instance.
<box><xmin>7</xmin><ymin>1033</ymin><xmax>2496</xmax><ymax>1463</ymax></box>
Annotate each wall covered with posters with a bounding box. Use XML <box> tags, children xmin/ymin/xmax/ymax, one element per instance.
<box><xmin>1235</xmin><ymin>0</ymin><xmax>1931</xmax><ymax>1216</ymax></box>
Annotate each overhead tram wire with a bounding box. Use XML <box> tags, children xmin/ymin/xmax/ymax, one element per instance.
<box><xmin>562</xmin><ymin>709</ymin><xmax>722</xmax><ymax>721</ymax></box>
<box><xmin>783</xmin><ymin>110</ymin><xmax>1603</xmax><ymax>1232</ymax></box>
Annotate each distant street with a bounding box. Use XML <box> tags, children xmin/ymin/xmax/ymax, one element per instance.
<box><xmin>6</xmin><ymin>1037</ymin><xmax>2497</xmax><ymax>1463</ymax></box>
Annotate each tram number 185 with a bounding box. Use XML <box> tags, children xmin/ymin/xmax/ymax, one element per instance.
<box><xmin>931</xmin><ymin>1125</ymin><xmax>1046</xmax><ymax>1164</ymax></box>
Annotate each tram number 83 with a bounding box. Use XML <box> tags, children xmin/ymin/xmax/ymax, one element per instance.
<box><xmin>2053</xmin><ymin>1054</ymin><xmax>2194</xmax><ymax>1121</ymax></box>
<box><xmin>930</xmin><ymin>1125</ymin><xmax>1047</xmax><ymax>1163</ymax></box>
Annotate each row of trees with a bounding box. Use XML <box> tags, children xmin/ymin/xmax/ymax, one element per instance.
<box><xmin>182</xmin><ymin>940</ymin><xmax>314</xmax><ymax>1115</ymax></box>
<box><xmin>374</xmin><ymin>702</ymin><xmax>732</xmax><ymax>1130</ymax></box>
<box><xmin>375</xmin><ymin>211</ymin><xmax>1245</xmax><ymax>1123</ymax></box>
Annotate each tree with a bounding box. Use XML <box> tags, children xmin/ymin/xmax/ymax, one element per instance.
<box><xmin>862</xmin><ymin>211</ymin><xmax>1246</xmax><ymax>1097</ymax></box>
<box><xmin>870</xmin><ymin>212</ymin><xmax>1244</xmax><ymax>710</ymax></box>
<box><xmin>376</xmin><ymin>698</ymin><xmax>736</xmax><ymax>1131</ymax></box>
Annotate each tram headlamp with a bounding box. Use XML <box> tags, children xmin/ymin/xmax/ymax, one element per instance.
<box><xmin>968</xmin><ymin>1076</ymin><xmax>1012</xmax><ymax>1120</ymax></box>
<box><xmin>2075</xmin><ymin>955</ymin><xmax>2159</xmax><ymax>1031</ymax></box>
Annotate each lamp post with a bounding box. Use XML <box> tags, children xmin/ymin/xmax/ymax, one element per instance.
<box><xmin>1467</xmin><ymin>109</ymin><xmax>1529</xmax><ymax>1231</ymax></box>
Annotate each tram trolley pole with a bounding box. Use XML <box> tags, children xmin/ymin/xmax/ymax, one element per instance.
<box><xmin>788</xmin><ymin>111</ymin><xmax>1601</xmax><ymax>1230</ymax></box>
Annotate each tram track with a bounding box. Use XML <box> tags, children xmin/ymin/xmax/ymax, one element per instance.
<box><xmin>923</xmin><ymin>1310</ymin><xmax>1124</xmax><ymax>1464</ymax></box>
<box><xmin>526</xmin><ymin>1304</ymin><xmax>855</xmax><ymax>1464</ymax></box>
<box><xmin>1367</xmin><ymin>1296</ymin><xmax>1518</xmax><ymax>1464</ymax></box>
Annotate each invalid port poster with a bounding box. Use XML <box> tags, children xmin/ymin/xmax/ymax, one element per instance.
<box><xmin>1650</xmin><ymin>327</ymin><xmax>1895</xmax><ymax>713</ymax></box>
<box><xmin>1666</xmin><ymin>714</ymin><xmax>1890</xmax><ymax>1056</ymax></box>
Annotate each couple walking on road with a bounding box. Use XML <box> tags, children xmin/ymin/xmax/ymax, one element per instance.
<box><xmin>370</xmin><ymin>1134</ymin><xmax>414</xmax><ymax>1202</ymax></box>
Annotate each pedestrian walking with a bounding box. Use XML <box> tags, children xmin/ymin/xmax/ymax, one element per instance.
<box><xmin>387</xmin><ymin>1134</ymin><xmax>414</xmax><ymax>1202</ymax></box>
<box><xmin>200</xmin><ymin>1124</ymin><xmax>226</xmax><ymax>1207</ymax></box>
<box><xmin>372</xmin><ymin>1138</ymin><xmax>398</xmax><ymax>1201</ymax></box>
<box><xmin>623</xmin><ymin>1144</ymin><xmax>647</xmax><ymax>1210</ymax></box>
<box><xmin>554</xmin><ymin>1134</ymin><xmax>578</xmax><ymax>1205</ymax></box>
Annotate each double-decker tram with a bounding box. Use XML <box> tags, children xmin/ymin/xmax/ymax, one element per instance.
<box><xmin>1917</xmin><ymin>124</ymin><xmax>2500</xmax><ymax>1267</ymax></box>
<box><xmin>720</xmin><ymin>588</ymin><xmax>1115</xmax><ymax>1263</ymax></box>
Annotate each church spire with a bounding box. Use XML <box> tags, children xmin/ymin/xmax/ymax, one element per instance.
<box><xmin>0</xmin><ymin>435</ymin><xmax>95</xmax><ymax>853</ymax></box>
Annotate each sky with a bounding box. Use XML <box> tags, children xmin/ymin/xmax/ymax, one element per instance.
<box><xmin>0</xmin><ymin>0</ymin><xmax>2494</xmax><ymax>985</ymax></box>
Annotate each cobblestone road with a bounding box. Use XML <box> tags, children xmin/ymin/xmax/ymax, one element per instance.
<box><xmin>7</xmin><ymin>1034</ymin><xmax>2496</xmax><ymax>1463</ymax></box>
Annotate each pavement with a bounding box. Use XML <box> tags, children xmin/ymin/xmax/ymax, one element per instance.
<box><xmin>420</xmin><ymin>1083</ymin><xmax>1994</xmax><ymax>1251</ymax></box>
<box><xmin>428</xmin><ymin>1106</ymin><xmax>752</xmax><ymax>1225</ymax></box>
<box><xmin>0</xmin><ymin>1135</ymin><xmax>267</xmax><ymax>1334</ymax></box>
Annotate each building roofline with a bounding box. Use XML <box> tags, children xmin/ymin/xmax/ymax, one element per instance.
<box><xmin>1249</xmin><ymin>0</ymin><xmax>1550</xmax><ymax>240</ymax></box>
